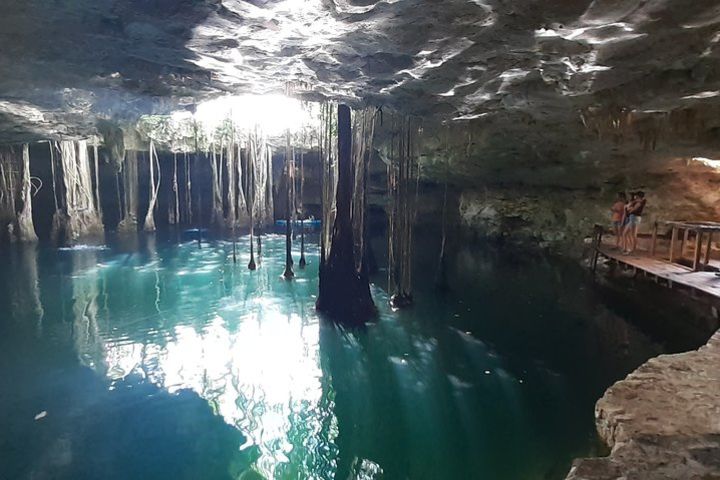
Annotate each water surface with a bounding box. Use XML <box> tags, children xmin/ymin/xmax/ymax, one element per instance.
<box><xmin>0</xmin><ymin>234</ymin><xmax>686</xmax><ymax>479</ymax></box>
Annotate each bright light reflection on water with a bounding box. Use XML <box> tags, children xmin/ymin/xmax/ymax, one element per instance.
<box><xmin>0</xmin><ymin>233</ymin><xmax>691</xmax><ymax>480</ymax></box>
<box><xmin>78</xmin><ymin>236</ymin><xmax>337</xmax><ymax>479</ymax></box>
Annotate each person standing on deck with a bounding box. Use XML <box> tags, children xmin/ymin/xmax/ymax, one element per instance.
<box><xmin>623</xmin><ymin>191</ymin><xmax>646</xmax><ymax>254</ymax></box>
<box><xmin>610</xmin><ymin>192</ymin><xmax>627</xmax><ymax>249</ymax></box>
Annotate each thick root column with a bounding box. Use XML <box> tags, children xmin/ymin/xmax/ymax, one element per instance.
<box><xmin>118</xmin><ymin>150</ymin><xmax>139</xmax><ymax>232</ymax></box>
<box><xmin>169</xmin><ymin>153</ymin><xmax>179</xmax><ymax>225</ymax></box>
<box><xmin>316</xmin><ymin>104</ymin><xmax>376</xmax><ymax>324</ymax></box>
<box><xmin>283</xmin><ymin>130</ymin><xmax>294</xmax><ymax>279</ymax></box>
<box><xmin>352</xmin><ymin>107</ymin><xmax>378</xmax><ymax>274</ymax></box>
<box><xmin>387</xmin><ymin>115</ymin><xmax>417</xmax><ymax>308</ymax></box>
<box><xmin>299</xmin><ymin>149</ymin><xmax>306</xmax><ymax>268</ymax></box>
<box><xmin>226</xmin><ymin>142</ymin><xmax>237</xmax><ymax>227</ymax></box>
<box><xmin>17</xmin><ymin>144</ymin><xmax>38</xmax><ymax>242</ymax></box>
<box><xmin>0</xmin><ymin>144</ymin><xmax>38</xmax><ymax>243</ymax></box>
<box><xmin>52</xmin><ymin>140</ymin><xmax>104</xmax><ymax>243</ymax></box>
<box><xmin>210</xmin><ymin>147</ymin><xmax>223</xmax><ymax>227</ymax></box>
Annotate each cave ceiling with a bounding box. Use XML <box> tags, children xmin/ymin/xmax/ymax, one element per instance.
<box><xmin>1</xmin><ymin>0</ymin><xmax>720</xmax><ymax>167</ymax></box>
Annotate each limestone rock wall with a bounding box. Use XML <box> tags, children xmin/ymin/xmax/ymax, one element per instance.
<box><xmin>456</xmin><ymin>158</ymin><xmax>720</xmax><ymax>254</ymax></box>
<box><xmin>566</xmin><ymin>330</ymin><xmax>720</xmax><ymax>480</ymax></box>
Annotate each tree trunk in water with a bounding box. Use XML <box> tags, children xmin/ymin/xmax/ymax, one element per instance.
<box><xmin>118</xmin><ymin>150</ymin><xmax>138</xmax><ymax>232</ymax></box>
<box><xmin>143</xmin><ymin>141</ymin><xmax>160</xmax><ymax>232</ymax></box>
<box><xmin>316</xmin><ymin>104</ymin><xmax>376</xmax><ymax>324</ymax></box>
<box><xmin>16</xmin><ymin>144</ymin><xmax>38</xmax><ymax>242</ymax></box>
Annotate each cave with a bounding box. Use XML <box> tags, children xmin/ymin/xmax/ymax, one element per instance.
<box><xmin>1</xmin><ymin>1</ymin><xmax>720</xmax><ymax>479</ymax></box>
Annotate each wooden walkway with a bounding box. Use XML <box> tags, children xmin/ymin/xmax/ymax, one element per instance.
<box><xmin>596</xmin><ymin>243</ymin><xmax>720</xmax><ymax>298</ymax></box>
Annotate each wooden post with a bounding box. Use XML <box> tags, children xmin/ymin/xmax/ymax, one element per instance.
<box><xmin>650</xmin><ymin>221</ymin><xmax>658</xmax><ymax>257</ymax></box>
<box><xmin>669</xmin><ymin>226</ymin><xmax>677</xmax><ymax>263</ymax></box>
<box><xmin>704</xmin><ymin>232</ymin><xmax>713</xmax><ymax>266</ymax></box>
<box><xmin>681</xmin><ymin>228</ymin><xmax>689</xmax><ymax>259</ymax></box>
<box><xmin>693</xmin><ymin>230</ymin><xmax>703</xmax><ymax>271</ymax></box>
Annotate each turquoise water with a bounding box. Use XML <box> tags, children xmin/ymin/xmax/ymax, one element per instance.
<box><xmin>0</xmin><ymin>234</ymin><xmax>679</xmax><ymax>479</ymax></box>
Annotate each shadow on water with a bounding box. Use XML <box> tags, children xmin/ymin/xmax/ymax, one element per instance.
<box><xmin>0</xmin><ymin>233</ymin><xmax>714</xmax><ymax>480</ymax></box>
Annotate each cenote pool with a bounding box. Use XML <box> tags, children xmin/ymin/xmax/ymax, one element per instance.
<box><xmin>0</xmin><ymin>234</ymin><xmax>694</xmax><ymax>479</ymax></box>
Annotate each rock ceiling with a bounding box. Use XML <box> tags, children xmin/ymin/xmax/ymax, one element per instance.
<box><xmin>1</xmin><ymin>0</ymin><xmax>720</xmax><ymax>163</ymax></box>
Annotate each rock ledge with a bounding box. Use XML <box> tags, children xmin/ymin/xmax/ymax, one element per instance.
<box><xmin>566</xmin><ymin>330</ymin><xmax>720</xmax><ymax>480</ymax></box>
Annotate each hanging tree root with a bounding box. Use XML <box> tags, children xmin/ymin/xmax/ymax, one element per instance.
<box><xmin>283</xmin><ymin>129</ymin><xmax>294</xmax><ymax>279</ymax></box>
<box><xmin>51</xmin><ymin>140</ymin><xmax>104</xmax><ymax>243</ymax></box>
<box><xmin>387</xmin><ymin>114</ymin><xmax>417</xmax><ymax>309</ymax></box>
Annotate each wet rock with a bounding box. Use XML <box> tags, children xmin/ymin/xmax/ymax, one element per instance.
<box><xmin>566</xmin><ymin>330</ymin><xmax>720</xmax><ymax>480</ymax></box>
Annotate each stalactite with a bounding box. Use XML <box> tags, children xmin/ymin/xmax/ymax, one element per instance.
<box><xmin>118</xmin><ymin>150</ymin><xmax>139</xmax><ymax>232</ymax></box>
<box><xmin>143</xmin><ymin>141</ymin><xmax>161</xmax><ymax>232</ymax></box>
<box><xmin>316</xmin><ymin>104</ymin><xmax>376</xmax><ymax>324</ymax></box>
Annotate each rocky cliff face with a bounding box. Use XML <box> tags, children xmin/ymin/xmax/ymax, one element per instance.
<box><xmin>454</xmin><ymin>157</ymin><xmax>720</xmax><ymax>253</ymax></box>
<box><xmin>566</xmin><ymin>329</ymin><xmax>720</xmax><ymax>480</ymax></box>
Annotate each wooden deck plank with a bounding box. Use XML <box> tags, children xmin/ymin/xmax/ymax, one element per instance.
<box><xmin>597</xmin><ymin>243</ymin><xmax>720</xmax><ymax>298</ymax></box>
